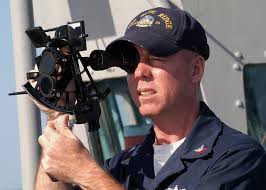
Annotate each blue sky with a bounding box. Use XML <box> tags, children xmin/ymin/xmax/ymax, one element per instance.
<box><xmin>0</xmin><ymin>1</ymin><xmax>21</xmax><ymax>189</ymax></box>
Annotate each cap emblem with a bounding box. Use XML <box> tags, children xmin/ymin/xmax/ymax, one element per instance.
<box><xmin>136</xmin><ymin>15</ymin><xmax>155</xmax><ymax>28</ymax></box>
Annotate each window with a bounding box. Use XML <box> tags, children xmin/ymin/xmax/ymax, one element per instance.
<box><xmin>95</xmin><ymin>77</ymin><xmax>151</xmax><ymax>161</ymax></box>
<box><xmin>243</xmin><ymin>63</ymin><xmax>266</xmax><ymax>149</ymax></box>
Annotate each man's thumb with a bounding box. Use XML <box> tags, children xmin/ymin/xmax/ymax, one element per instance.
<box><xmin>55</xmin><ymin>114</ymin><xmax>77</xmax><ymax>140</ymax></box>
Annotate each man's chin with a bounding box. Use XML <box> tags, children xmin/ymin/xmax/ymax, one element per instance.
<box><xmin>139</xmin><ymin>107</ymin><xmax>160</xmax><ymax>118</ymax></box>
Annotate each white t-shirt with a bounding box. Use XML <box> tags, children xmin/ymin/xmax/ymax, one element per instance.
<box><xmin>153</xmin><ymin>137</ymin><xmax>186</xmax><ymax>176</ymax></box>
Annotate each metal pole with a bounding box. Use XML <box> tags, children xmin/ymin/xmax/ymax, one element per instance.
<box><xmin>9</xmin><ymin>0</ymin><xmax>41</xmax><ymax>190</ymax></box>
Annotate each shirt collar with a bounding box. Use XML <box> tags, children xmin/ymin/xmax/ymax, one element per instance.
<box><xmin>138</xmin><ymin>101</ymin><xmax>222</xmax><ymax>159</ymax></box>
<box><xmin>180</xmin><ymin>101</ymin><xmax>222</xmax><ymax>159</ymax></box>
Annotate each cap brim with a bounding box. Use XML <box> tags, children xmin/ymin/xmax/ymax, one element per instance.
<box><xmin>107</xmin><ymin>31</ymin><xmax>181</xmax><ymax>57</ymax></box>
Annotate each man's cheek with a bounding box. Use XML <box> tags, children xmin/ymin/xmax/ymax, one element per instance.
<box><xmin>127</xmin><ymin>82</ymin><xmax>137</xmax><ymax>96</ymax></box>
<box><xmin>132</xmin><ymin>93</ymin><xmax>140</xmax><ymax>107</ymax></box>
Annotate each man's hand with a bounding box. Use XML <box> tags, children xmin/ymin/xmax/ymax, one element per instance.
<box><xmin>38</xmin><ymin>114</ymin><xmax>126</xmax><ymax>190</ymax></box>
<box><xmin>38</xmin><ymin>114</ymin><xmax>93</xmax><ymax>184</ymax></box>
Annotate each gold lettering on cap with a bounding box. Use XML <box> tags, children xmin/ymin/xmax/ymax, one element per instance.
<box><xmin>147</xmin><ymin>10</ymin><xmax>157</xmax><ymax>14</ymax></box>
<box><xmin>158</xmin><ymin>13</ymin><xmax>173</xmax><ymax>29</ymax></box>
<box><xmin>140</xmin><ymin>10</ymin><xmax>157</xmax><ymax>17</ymax></box>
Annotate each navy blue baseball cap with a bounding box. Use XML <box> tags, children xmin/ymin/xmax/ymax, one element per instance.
<box><xmin>107</xmin><ymin>7</ymin><xmax>209</xmax><ymax>60</ymax></box>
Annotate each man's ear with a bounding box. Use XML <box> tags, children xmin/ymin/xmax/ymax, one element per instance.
<box><xmin>191</xmin><ymin>55</ymin><xmax>205</xmax><ymax>83</ymax></box>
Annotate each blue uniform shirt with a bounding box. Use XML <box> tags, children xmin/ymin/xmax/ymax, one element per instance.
<box><xmin>104</xmin><ymin>102</ymin><xmax>266</xmax><ymax>190</ymax></box>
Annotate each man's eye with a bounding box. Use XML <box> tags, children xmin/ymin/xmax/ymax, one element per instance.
<box><xmin>149</xmin><ymin>57</ymin><xmax>167</xmax><ymax>65</ymax></box>
<box><xmin>150</xmin><ymin>57</ymin><xmax>166</xmax><ymax>62</ymax></box>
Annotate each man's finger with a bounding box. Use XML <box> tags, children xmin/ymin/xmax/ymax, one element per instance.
<box><xmin>55</xmin><ymin>115</ymin><xmax>77</xmax><ymax>140</ymax></box>
<box><xmin>55</xmin><ymin>114</ymin><xmax>69</xmax><ymax>131</ymax></box>
<box><xmin>38</xmin><ymin>135</ymin><xmax>51</xmax><ymax>149</ymax></box>
<box><xmin>47</xmin><ymin>120</ymin><xmax>56</xmax><ymax>129</ymax></box>
<box><xmin>43</xmin><ymin>122</ymin><xmax>59</xmax><ymax>142</ymax></box>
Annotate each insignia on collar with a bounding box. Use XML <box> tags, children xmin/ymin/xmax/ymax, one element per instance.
<box><xmin>194</xmin><ymin>144</ymin><xmax>208</xmax><ymax>154</ymax></box>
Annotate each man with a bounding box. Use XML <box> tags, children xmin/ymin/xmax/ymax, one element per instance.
<box><xmin>35</xmin><ymin>7</ymin><xmax>266</xmax><ymax>190</ymax></box>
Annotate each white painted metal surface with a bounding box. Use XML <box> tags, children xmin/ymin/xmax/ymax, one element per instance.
<box><xmin>182</xmin><ymin>0</ymin><xmax>266</xmax><ymax>133</ymax></box>
<box><xmin>10</xmin><ymin>0</ymin><xmax>42</xmax><ymax>189</ymax></box>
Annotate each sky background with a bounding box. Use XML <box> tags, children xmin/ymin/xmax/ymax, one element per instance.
<box><xmin>0</xmin><ymin>1</ymin><xmax>22</xmax><ymax>189</ymax></box>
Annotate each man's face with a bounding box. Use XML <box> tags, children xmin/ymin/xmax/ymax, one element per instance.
<box><xmin>127</xmin><ymin>46</ymin><xmax>202</xmax><ymax>118</ymax></box>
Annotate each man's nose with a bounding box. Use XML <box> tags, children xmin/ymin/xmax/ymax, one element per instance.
<box><xmin>134</xmin><ymin>61</ymin><xmax>152</xmax><ymax>80</ymax></box>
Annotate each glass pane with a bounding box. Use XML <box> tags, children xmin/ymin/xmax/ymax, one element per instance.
<box><xmin>243</xmin><ymin>63</ymin><xmax>266</xmax><ymax>149</ymax></box>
